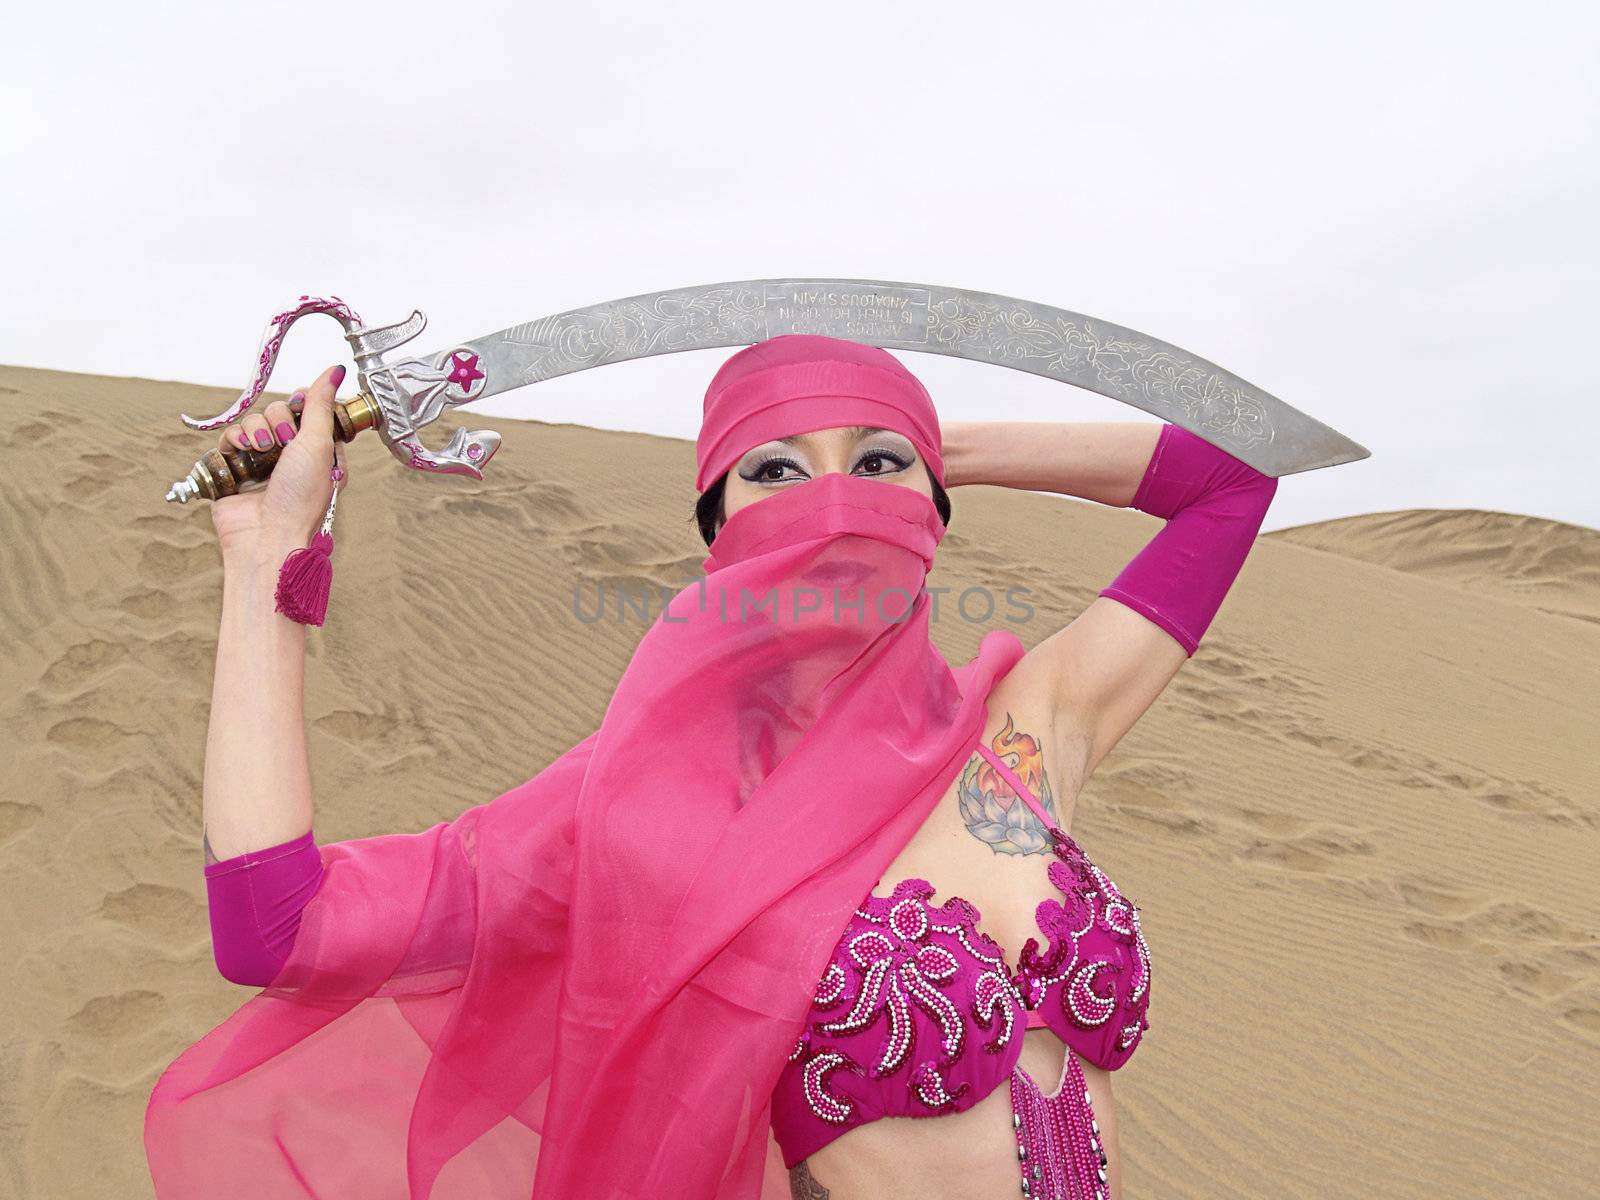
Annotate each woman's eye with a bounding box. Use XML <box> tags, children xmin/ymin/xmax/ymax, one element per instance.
<box><xmin>855</xmin><ymin>450</ymin><xmax>909</xmax><ymax>475</ymax></box>
<box><xmin>741</xmin><ymin>456</ymin><xmax>802</xmax><ymax>483</ymax></box>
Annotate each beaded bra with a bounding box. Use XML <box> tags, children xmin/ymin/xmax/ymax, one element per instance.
<box><xmin>769</xmin><ymin>735</ymin><xmax>1151</xmax><ymax>1196</ymax></box>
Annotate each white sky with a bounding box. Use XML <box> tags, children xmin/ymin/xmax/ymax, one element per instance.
<box><xmin>4</xmin><ymin>1</ymin><xmax>1596</xmax><ymax>533</ymax></box>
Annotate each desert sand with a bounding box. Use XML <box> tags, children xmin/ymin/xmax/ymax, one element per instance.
<box><xmin>1</xmin><ymin>362</ymin><xmax>1596</xmax><ymax>1198</ymax></box>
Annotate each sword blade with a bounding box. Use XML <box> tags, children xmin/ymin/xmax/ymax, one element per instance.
<box><xmin>353</xmin><ymin>278</ymin><xmax>1370</xmax><ymax>478</ymax></box>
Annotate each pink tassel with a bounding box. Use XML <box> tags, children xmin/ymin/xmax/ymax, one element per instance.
<box><xmin>275</xmin><ymin>531</ymin><xmax>334</xmax><ymax>626</ymax></box>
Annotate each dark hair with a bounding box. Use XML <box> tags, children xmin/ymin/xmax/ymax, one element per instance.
<box><xmin>693</xmin><ymin>462</ymin><xmax>951</xmax><ymax>547</ymax></box>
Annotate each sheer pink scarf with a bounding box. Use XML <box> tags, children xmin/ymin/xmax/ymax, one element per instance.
<box><xmin>145</xmin><ymin>339</ymin><xmax>1025</xmax><ymax>1198</ymax></box>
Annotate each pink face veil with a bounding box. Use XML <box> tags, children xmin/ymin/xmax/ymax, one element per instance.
<box><xmin>144</xmin><ymin>336</ymin><xmax>1025</xmax><ymax>1200</ymax></box>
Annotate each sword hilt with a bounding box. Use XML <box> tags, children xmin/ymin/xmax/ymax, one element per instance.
<box><xmin>164</xmin><ymin>391</ymin><xmax>381</xmax><ymax>503</ymax></box>
<box><xmin>168</xmin><ymin>294</ymin><xmax>504</xmax><ymax>505</ymax></box>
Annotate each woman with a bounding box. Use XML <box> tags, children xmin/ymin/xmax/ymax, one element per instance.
<box><xmin>147</xmin><ymin>334</ymin><xmax>1277</xmax><ymax>1199</ymax></box>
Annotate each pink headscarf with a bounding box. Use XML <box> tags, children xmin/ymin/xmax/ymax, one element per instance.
<box><xmin>144</xmin><ymin>335</ymin><xmax>1023</xmax><ymax>1198</ymax></box>
<box><xmin>695</xmin><ymin>334</ymin><xmax>946</xmax><ymax>492</ymax></box>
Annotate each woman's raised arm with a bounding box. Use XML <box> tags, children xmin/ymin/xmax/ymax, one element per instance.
<box><xmin>942</xmin><ymin>420</ymin><xmax>1278</xmax><ymax>776</ymax></box>
<box><xmin>197</xmin><ymin>368</ymin><xmax>345</xmax><ymax>986</ymax></box>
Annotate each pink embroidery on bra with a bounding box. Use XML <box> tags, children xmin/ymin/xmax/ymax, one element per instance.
<box><xmin>803</xmin><ymin>880</ymin><xmax>988</xmax><ymax>1117</ymax></box>
<box><xmin>1016</xmin><ymin>825</ymin><xmax>1152</xmax><ymax>1055</ymax></box>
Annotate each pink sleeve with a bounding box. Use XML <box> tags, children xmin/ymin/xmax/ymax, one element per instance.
<box><xmin>204</xmin><ymin>828</ymin><xmax>326</xmax><ymax>987</ymax></box>
<box><xmin>1098</xmin><ymin>423</ymin><xmax>1279</xmax><ymax>656</ymax></box>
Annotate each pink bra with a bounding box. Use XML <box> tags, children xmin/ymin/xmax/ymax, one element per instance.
<box><xmin>769</xmin><ymin>735</ymin><xmax>1152</xmax><ymax>1175</ymax></box>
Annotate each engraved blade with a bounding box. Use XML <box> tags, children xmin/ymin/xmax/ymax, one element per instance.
<box><xmin>360</xmin><ymin>279</ymin><xmax>1370</xmax><ymax>478</ymax></box>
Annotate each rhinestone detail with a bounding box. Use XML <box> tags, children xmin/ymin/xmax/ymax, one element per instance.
<box><xmin>1010</xmin><ymin>1053</ymin><xmax>1105</xmax><ymax>1198</ymax></box>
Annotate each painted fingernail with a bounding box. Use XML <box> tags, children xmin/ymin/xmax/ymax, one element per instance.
<box><xmin>290</xmin><ymin>389</ymin><xmax>306</xmax><ymax>405</ymax></box>
<box><xmin>331</xmin><ymin>365</ymin><xmax>347</xmax><ymax>388</ymax></box>
<box><xmin>234</xmin><ymin>431</ymin><xmax>252</xmax><ymax>450</ymax></box>
<box><xmin>253</xmin><ymin>428</ymin><xmax>273</xmax><ymax>448</ymax></box>
<box><xmin>275</xmin><ymin>421</ymin><xmax>296</xmax><ymax>443</ymax></box>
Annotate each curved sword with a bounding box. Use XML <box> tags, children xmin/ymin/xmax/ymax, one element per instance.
<box><xmin>180</xmin><ymin>279</ymin><xmax>1370</xmax><ymax>482</ymax></box>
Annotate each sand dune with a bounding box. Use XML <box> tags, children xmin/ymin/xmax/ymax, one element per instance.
<box><xmin>1267</xmin><ymin>509</ymin><xmax>1600</xmax><ymax>626</ymax></box>
<box><xmin>1</xmin><ymin>362</ymin><xmax>1596</xmax><ymax>1198</ymax></box>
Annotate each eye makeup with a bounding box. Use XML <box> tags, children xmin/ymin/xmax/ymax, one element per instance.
<box><xmin>736</xmin><ymin>433</ymin><xmax>917</xmax><ymax>485</ymax></box>
<box><xmin>736</xmin><ymin>441</ymin><xmax>915</xmax><ymax>483</ymax></box>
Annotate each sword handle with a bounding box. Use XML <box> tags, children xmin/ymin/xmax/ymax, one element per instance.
<box><xmin>164</xmin><ymin>391</ymin><xmax>382</xmax><ymax>503</ymax></box>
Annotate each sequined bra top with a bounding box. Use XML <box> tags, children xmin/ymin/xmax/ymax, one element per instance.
<box><xmin>769</xmin><ymin>735</ymin><xmax>1152</xmax><ymax>1167</ymax></box>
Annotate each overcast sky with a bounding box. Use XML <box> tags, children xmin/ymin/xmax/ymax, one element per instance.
<box><xmin>4</xmin><ymin>1</ymin><xmax>1595</xmax><ymax>533</ymax></box>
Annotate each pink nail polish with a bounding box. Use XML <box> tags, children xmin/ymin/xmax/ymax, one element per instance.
<box><xmin>290</xmin><ymin>389</ymin><xmax>306</xmax><ymax>405</ymax></box>
<box><xmin>331</xmin><ymin>365</ymin><xmax>347</xmax><ymax>388</ymax></box>
<box><xmin>254</xmin><ymin>429</ymin><xmax>272</xmax><ymax>448</ymax></box>
<box><xmin>275</xmin><ymin>421</ymin><xmax>296</xmax><ymax>443</ymax></box>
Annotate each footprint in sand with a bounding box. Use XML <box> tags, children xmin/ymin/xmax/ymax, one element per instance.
<box><xmin>1189</xmin><ymin>645</ymin><xmax>1319</xmax><ymax>695</ymax></box>
<box><xmin>1561</xmin><ymin>1004</ymin><xmax>1600</xmax><ymax>1038</ymax></box>
<box><xmin>0</xmin><ymin>800</ymin><xmax>43</xmax><ymax>850</ymax></box>
<box><xmin>1235</xmin><ymin>827</ymin><xmax>1378</xmax><ymax>873</ymax></box>
<box><xmin>557</xmin><ymin>519</ymin><xmax>705</xmax><ymax>596</ymax></box>
<box><xmin>77</xmin><ymin>452</ymin><xmax>143</xmax><ymax>479</ymax></box>
<box><xmin>1394</xmin><ymin>874</ymin><xmax>1600</xmax><ymax>1041</ymax></box>
<box><xmin>428</xmin><ymin>479</ymin><xmax>587</xmax><ymax>529</ymax></box>
<box><xmin>139</xmin><ymin>538</ymin><xmax>221</xmax><ymax>585</ymax></box>
<box><xmin>1471</xmin><ymin>780</ymin><xmax>1596</xmax><ymax>829</ymax></box>
<box><xmin>98</xmin><ymin>881</ymin><xmax>207</xmax><ymax>947</ymax></box>
<box><xmin>1234</xmin><ymin>807</ymin><xmax>1314</xmax><ymax>838</ymax></box>
<box><xmin>310</xmin><ymin>705</ymin><xmax>439</xmax><ymax>768</ymax></box>
<box><xmin>37</xmin><ymin>639</ymin><xmax>131</xmax><ymax>692</ymax></box>
<box><xmin>1097</xmin><ymin>761</ymin><xmax>1217</xmax><ymax>839</ymax></box>
<box><xmin>45</xmin><ymin>715</ymin><xmax>136</xmax><ymax>750</ymax></box>
<box><xmin>67</xmin><ymin>989</ymin><xmax>169</xmax><ymax>1039</ymax></box>
<box><xmin>934</xmin><ymin>531</ymin><xmax>1030</xmax><ymax>573</ymax></box>
<box><xmin>1394</xmin><ymin>877</ymin><xmax>1480</xmax><ymax>918</ymax></box>
<box><xmin>15</xmin><ymin>420</ymin><xmax>55</xmax><ymax>441</ymax></box>
<box><xmin>311</xmin><ymin>706</ymin><xmax>416</xmax><ymax>752</ymax></box>
<box><xmin>429</xmin><ymin>492</ymin><xmax>537</xmax><ymax>528</ymax></box>
<box><xmin>116</xmin><ymin>588</ymin><xmax>174</xmax><ymax>620</ymax></box>
<box><xmin>582</xmin><ymin>571</ymin><xmax>689</xmax><ymax>601</ymax></box>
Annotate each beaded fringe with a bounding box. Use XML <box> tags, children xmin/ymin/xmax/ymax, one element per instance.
<box><xmin>1009</xmin><ymin>1055</ymin><xmax>1110</xmax><ymax>1199</ymax></box>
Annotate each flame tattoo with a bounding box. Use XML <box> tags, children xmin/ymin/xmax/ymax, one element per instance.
<box><xmin>957</xmin><ymin>713</ymin><xmax>1058</xmax><ymax>856</ymax></box>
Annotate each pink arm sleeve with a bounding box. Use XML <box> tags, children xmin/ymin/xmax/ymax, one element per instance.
<box><xmin>1098</xmin><ymin>422</ymin><xmax>1279</xmax><ymax>656</ymax></box>
<box><xmin>205</xmin><ymin>824</ymin><xmax>481</xmax><ymax>986</ymax></box>
<box><xmin>205</xmin><ymin>828</ymin><xmax>326</xmax><ymax>987</ymax></box>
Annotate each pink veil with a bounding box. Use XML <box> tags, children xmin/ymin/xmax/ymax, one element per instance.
<box><xmin>145</xmin><ymin>344</ymin><xmax>1026</xmax><ymax>1198</ymax></box>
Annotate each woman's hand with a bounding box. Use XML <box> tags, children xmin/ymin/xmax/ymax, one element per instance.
<box><xmin>209</xmin><ymin>364</ymin><xmax>350</xmax><ymax>556</ymax></box>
